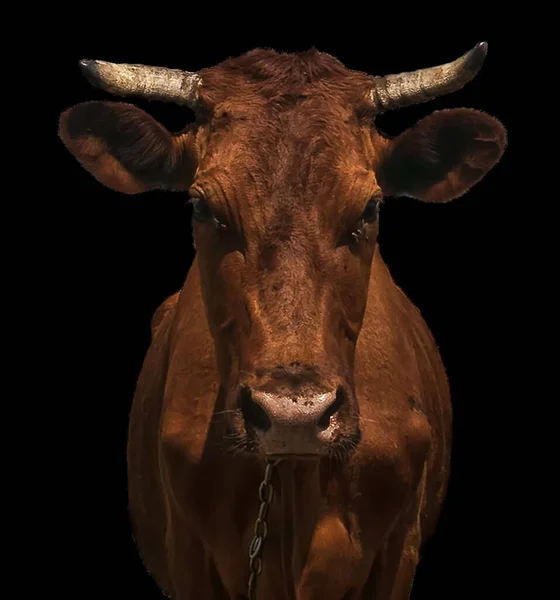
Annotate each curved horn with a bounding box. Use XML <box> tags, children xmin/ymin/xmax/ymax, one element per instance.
<box><xmin>371</xmin><ymin>42</ymin><xmax>488</xmax><ymax>112</ymax></box>
<box><xmin>78</xmin><ymin>59</ymin><xmax>201</xmax><ymax>108</ymax></box>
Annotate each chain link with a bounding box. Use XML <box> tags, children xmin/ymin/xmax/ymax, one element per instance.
<box><xmin>247</xmin><ymin>459</ymin><xmax>281</xmax><ymax>600</ymax></box>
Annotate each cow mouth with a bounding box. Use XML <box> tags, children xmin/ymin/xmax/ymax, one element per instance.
<box><xmin>258</xmin><ymin>431</ymin><xmax>360</xmax><ymax>461</ymax></box>
<box><xmin>266</xmin><ymin>453</ymin><xmax>321</xmax><ymax>460</ymax></box>
<box><xmin>222</xmin><ymin>417</ymin><xmax>361</xmax><ymax>461</ymax></box>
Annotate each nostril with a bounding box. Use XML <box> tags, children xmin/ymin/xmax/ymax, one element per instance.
<box><xmin>317</xmin><ymin>387</ymin><xmax>345</xmax><ymax>430</ymax></box>
<box><xmin>238</xmin><ymin>386</ymin><xmax>272</xmax><ymax>432</ymax></box>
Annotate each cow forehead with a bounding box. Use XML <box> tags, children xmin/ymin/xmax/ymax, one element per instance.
<box><xmin>194</xmin><ymin>101</ymin><xmax>381</xmax><ymax>197</ymax></box>
<box><xmin>193</xmin><ymin>128</ymin><xmax>379</xmax><ymax>217</ymax></box>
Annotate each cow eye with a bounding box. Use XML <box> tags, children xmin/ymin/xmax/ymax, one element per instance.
<box><xmin>190</xmin><ymin>197</ymin><xmax>213</xmax><ymax>222</ymax></box>
<box><xmin>360</xmin><ymin>198</ymin><xmax>380</xmax><ymax>224</ymax></box>
<box><xmin>347</xmin><ymin>198</ymin><xmax>381</xmax><ymax>245</ymax></box>
<box><xmin>188</xmin><ymin>196</ymin><xmax>228</xmax><ymax>230</ymax></box>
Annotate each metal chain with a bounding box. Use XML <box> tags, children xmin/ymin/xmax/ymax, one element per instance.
<box><xmin>247</xmin><ymin>459</ymin><xmax>281</xmax><ymax>600</ymax></box>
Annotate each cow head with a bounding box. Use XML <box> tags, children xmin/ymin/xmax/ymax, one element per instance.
<box><xmin>59</xmin><ymin>44</ymin><xmax>506</xmax><ymax>459</ymax></box>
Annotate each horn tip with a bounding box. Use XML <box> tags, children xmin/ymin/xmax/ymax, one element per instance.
<box><xmin>471</xmin><ymin>41</ymin><xmax>488</xmax><ymax>61</ymax></box>
<box><xmin>464</xmin><ymin>41</ymin><xmax>488</xmax><ymax>74</ymax></box>
<box><xmin>475</xmin><ymin>41</ymin><xmax>488</xmax><ymax>55</ymax></box>
<box><xmin>79</xmin><ymin>59</ymin><xmax>103</xmax><ymax>89</ymax></box>
<box><xmin>79</xmin><ymin>58</ymin><xmax>95</xmax><ymax>71</ymax></box>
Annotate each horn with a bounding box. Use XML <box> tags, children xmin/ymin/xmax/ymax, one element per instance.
<box><xmin>370</xmin><ymin>42</ymin><xmax>488</xmax><ymax>112</ymax></box>
<box><xmin>78</xmin><ymin>59</ymin><xmax>201</xmax><ymax>108</ymax></box>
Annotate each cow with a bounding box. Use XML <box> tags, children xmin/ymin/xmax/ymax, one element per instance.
<box><xmin>59</xmin><ymin>43</ymin><xmax>507</xmax><ymax>599</ymax></box>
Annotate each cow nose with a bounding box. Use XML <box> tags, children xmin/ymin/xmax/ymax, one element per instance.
<box><xmin>238</xmin><ymin>385</ymin><xmax>346</xmax><ymax>456</ymax></box>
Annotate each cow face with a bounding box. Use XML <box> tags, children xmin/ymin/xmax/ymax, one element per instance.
<box><xmin>59</xmin><ymin>47</ymin><xmax>506</xmax><ymax>459</ymax></box>
<box><xmin>189</xmin><ymin>99</ymin><xmax>381</xmax><ymax>458</ymax></box>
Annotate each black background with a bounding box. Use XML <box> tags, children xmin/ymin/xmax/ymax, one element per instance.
<box><xmin>50</xmin><ymin>21</ymin><xmax>518</xmax><ymax>600</ymax></box>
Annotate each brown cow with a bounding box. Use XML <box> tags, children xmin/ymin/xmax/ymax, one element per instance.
<box><xmin>59</xmin><ymin>44</ymin><xmax>506</xmax><ymax>599</ymax></box>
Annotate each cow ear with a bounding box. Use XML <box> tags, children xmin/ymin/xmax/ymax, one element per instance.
<box><xmin>58</xmin><ymin>101</ymin><xmax>195</xmax><ymax>194</ymax></box>
<box><xmin>378</xmin><ymin>108</ymin><xmax>507</xmax><ymax>203</ymax></box>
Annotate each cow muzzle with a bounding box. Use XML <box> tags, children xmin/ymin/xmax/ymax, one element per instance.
<box><xmin>237</xmin><ymin>384</ymin><xmax>349</xmax><ymax>457</ymax></box>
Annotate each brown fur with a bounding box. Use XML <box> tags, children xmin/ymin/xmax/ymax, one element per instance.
<box><xmin>59</xmin><ymin>48</ymin><xmax>507</xmax><ymax>599</ymax></box>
